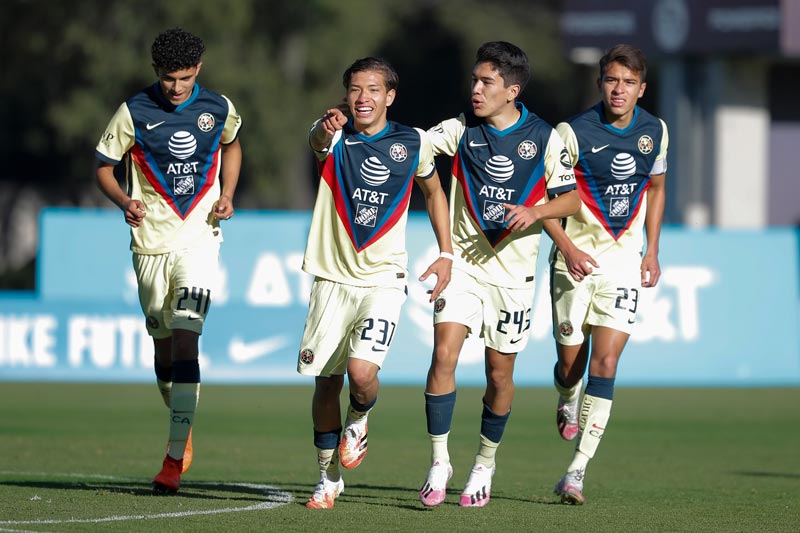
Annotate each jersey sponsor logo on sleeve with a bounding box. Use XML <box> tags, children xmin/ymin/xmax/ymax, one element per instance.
<box><xmin>559</xmin><ymin>147</ymin><xmax>573</xmax><ymax>169</ymax></box>
<box><xmin>591</xmin><ymin>144</ymin><xmax>610</xmax><ymax>153</ymax></box>
<box><xmin>146</xmin><ymin>120</ymin><xmax>166</xmax><ymax>130</ymax></box>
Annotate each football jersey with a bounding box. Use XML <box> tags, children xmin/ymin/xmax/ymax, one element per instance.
<box><xmin>428</xmin><ymin>103</ymin><xmax>576</xmax><ymax>289</ymax></box>
<box><xmin>302</xmin><ymin>119</ymin><xmax>435</xmax><ymax>288</ymax></box>
<box><xmin>552</xmin><ymin>103</ymin><xmax>668</xmax><ymax>271</ymax></box>
<box><xmin>95</xmin><ymin>83</ymin><xmax>242</xmax><ymax>255</ymax></box>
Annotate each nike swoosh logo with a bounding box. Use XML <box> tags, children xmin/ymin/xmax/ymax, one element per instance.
<box><xmin>591</xmin><ymin>144</ymin><xmax>610</xmax><ymax>153</ymax></box>
<box><xmin>510</xmin><ymin>337</ymin><xmax>523</xmax><ymax>344</ymax></box>
<box><xmin>591</xmin><ymin>423</ymin><xmax>605</xmax><ymax>430</ymax></box>
<box><xmin>146</xmin><ymin>121</ymin><xmax>166</xmax><ymax>130</ymax></box>
<box><xmin>228</xmin><ymin>335</ymin><xmax>289</xmax><ymax>363</ymax></box>
<box><xmin>469</xmin><ymin>140</ymin><xmax>488</xmax><ymax>147</ymax></box>
<box><xmin>344</xmin><ymin>138</ymin><xmax>364</xmax><ymax>145</ymax></box>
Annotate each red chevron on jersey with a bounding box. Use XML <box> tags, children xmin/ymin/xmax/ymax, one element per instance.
<box><xmin>130</xmin><ymin>144</ymin><xmax>218</xmax><ymax>220</ymax></box>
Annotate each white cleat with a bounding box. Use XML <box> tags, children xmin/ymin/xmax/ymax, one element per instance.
<box><xmin>459</xmin><ymin>463</ymin><xmax>495</xmax><ymax>507</ymax></box>
<box><xmin>554</xmin><ymin>468</ymin><xmax>585</xmax><ymax>505</ymax></box>
<box><xmin>306</xmin><ymin>476</ymin><xmax>345</xmax><ymax>509</ymax></box>
<box><xmin>557</xmin><ymin>395</ymin><xmax>580</xmax><ymax>441</ymax></box>
<box><xmin>419</xmin><ymin>460</ymin><xmax>453</xmax><ymax>507</ymax></box>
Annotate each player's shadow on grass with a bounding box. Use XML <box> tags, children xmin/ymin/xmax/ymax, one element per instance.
<box><xmin>336</xmin><ymin>482</ymin><xmax>559</xmax><ymax>509</ymax></box>
<box><xmin>736</xmin><ymin>471</ymin><xmax>800</xmax><ymax>480</ymax></box>
<box><xmin>0</xmin><ymin>480</ymin><xmax>290</xmax><ymax>503</ymax></box>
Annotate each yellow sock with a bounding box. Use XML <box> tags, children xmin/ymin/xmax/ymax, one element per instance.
<box><xmin>475</xmin><ymin>434</ymin><xmax>499</xmax><ymax>469</ymax></box>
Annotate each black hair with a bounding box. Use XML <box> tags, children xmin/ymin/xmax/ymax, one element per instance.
<box><xmin>475</xmin><ymin>41</ymin><xmax>530</xmax><ymax>91</ymax></box>
<box><xmin>599</xmin><ymin>44</ymin><xmax>648</xmax><ymax>82</ymax></box>
<box><xmin>342</xmin><ymin>57</ymin><xmax>399</xmax><ymax>91</ymax></box>
<box><xmin>151</xmin><ymin>27</ymin><xmax>205</xmax><ymax>72</ymax></box>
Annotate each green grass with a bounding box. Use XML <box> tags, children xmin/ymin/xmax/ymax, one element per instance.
<box><xmin>0</xmin><ymin>384</ymin><xmax>798</xmax><ymax>531</ymax></box>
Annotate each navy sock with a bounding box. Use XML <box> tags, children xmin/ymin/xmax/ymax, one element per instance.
<box><xmin>425</xmin><ymin>390</ymin><xmax>456</xmax><ymax>435</ymax></box>
<box><xmin>480</xmin><ymin>403</ymin><xmax>510</xmax><ymax>443</ymax></box>
<box><xmin>585</xmin><ymin>375</ymin><xmax>615</xmax><ymax>400</ymax></box>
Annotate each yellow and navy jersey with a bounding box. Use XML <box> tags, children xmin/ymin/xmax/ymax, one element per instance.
<box><xmin>95</xmin><ymin>83</ymin><xmax>242</xmax><ymax>254</ymax></box>
<box><xmin>553</xmin><ymin>103</ymin><xmax>668</xmax><ymax>271</ymax></box>
<box><xmin>303</xmin><ymin>119</ymin><xmax>435</xmax><ymax>288</ymax></box>
<box><xmin>428</xmin><ymin>103</ymin><xmax>576</xmax><ymax>289</ymax></box>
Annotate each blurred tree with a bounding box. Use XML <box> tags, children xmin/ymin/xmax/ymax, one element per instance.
<box><xmin>1</xmin><ymin>0</ymin><xmax>572</xmax><ymax>210</ymax></box>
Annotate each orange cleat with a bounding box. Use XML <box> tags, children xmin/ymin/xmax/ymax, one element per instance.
<box><xmin>152</xmin><ymin>455</ymin><xmax>183</xmax><ymax>494</ymax></box>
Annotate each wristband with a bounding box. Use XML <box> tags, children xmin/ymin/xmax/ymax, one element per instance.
<box><xmin>439</xmin><ymin>252</ymin><xmax>455</xmax><ymax>260</ymax></box>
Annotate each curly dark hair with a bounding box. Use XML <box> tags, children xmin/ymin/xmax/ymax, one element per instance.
<box><xmin>151</xmin><ymin>27</ymin><xmax>205</xmax><ymax>72</ymax></box>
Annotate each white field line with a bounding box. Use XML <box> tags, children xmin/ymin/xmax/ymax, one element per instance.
<box><xmin>0</xmin><ymin>472</ymin><xmax>293</xmax><ymax>525</ymax></box>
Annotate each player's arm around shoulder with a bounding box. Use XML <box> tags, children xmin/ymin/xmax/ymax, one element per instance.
<box><xmin>426</xmin><ymin>115</ymin><xmax>466</xmax><ymax>157</ymax></box>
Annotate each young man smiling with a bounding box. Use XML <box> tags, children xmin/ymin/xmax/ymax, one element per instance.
<box><xmin>299</xmin><ymin>57</ymin><xmax>453</xmax><ymax>509</ymax></box>
<box><xmin>95</xmin><ymin>27</ymin><xmax>242</xmax><ymax>493</ymax></box>
<box><xmin>419</xmin><ymin>41</ymin><xmax>580</xmax><ymax>508</ymax></box>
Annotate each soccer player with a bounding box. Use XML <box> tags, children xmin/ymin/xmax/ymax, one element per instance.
<box><xmin>419</xmin><ymin>41</ymin><xmax>579</xmax><ymax>508</ymax></box>
<box><xmin>298</xmin><ymin>57</ymin><xmax>453</xmax><ymax>510</ymax></box>
<box><xmin>545</xmin><ymin>44</ymin><xmax>668</xmax><ymax>505</ymax></box>
<box><xmin>94</xmin><ymin>28</ymin><xmax>242</xmax><ymax>494</ymax></box>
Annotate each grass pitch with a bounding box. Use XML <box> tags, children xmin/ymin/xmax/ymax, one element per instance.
<box><xmin>0</xmin><ymin>384</ymin><xmax>798</xmax><ymax>531</ymax></box>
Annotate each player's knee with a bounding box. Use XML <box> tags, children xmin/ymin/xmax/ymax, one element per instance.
<box><xmin>431</xmin><ymin>344</ymin><xmax>459</xmax><ymax>373</ymax></box>
<box><xmin>347</xmin><ymin>361</ymin><xmax>379</xmax><ymax>390</ymax></box>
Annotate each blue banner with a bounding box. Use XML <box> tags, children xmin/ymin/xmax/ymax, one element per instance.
<box><xmin>1</xmin><ymin>208</ymin><xmax>797</xmax><ymax>386</ymax></box>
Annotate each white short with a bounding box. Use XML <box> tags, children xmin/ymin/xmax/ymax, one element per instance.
<box><xmin>550</xmin><ymin>267</ymin><xmax>641</xmax><ymax>345</ymax></box>
<box><xmin>297</xmin><ymin>278</ymin><xmax>407</xmax><ymax>377</ymax></box>
<box><xmin>133</xmin><ymin>244</ymin><xmax>221</xmax><ymax>338</ymax></box>
<box><xmin>432</xmin><ymin>267</ymin><xmax>534</xmax><ymax>353</ymax></box>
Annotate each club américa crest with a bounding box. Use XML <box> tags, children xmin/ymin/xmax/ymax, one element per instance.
<box><xmin>299</xmin><ymin>348</ymin><xmax>314</xmax><ymax>365</ymax></box>
<box><xmin>558</xmin><ymin>320</ymin><xmax>574</xmax><ymax>336</ymax></box>
<box><xmin>197</xmin><ymin>113</ymin><xmax>215</xmax><ymax>132</ymax></box>
<box><xmin>638</xmin><ymin>135</ymin><xmax>653</xmax><ymax>154</ymax></box>
<box><xmin>434</xmin><ymin>297</ymin><xmax>446</xmax><ymax>313</ymax></box>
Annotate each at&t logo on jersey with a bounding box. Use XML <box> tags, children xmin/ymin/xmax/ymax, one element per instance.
<box><xmin>485</xmin><ymin>155</ymin><xmax>514</xmax><ymax>183</ymax></box>
<box><xmin>360</xmin><ymin>157</ymin><xmax>391</xmax><ymax>186</ymax></box>
<box><xmin>168</xmin><ymin>131</ymin><xmax>198</xmax><ymax>160</ymax></box>
<box><xmin>611</xmin><ymin>153</ymin><xmax>636</xmax><ymax>180</ymax></box>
